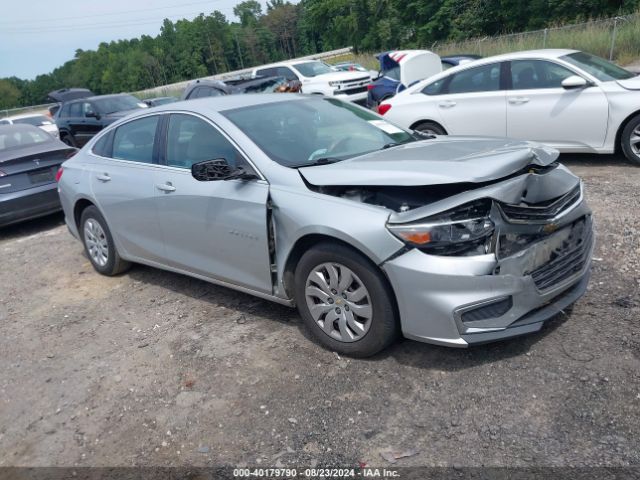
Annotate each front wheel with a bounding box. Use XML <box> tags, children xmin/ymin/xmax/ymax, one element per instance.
<box><xmin>621</xmin><ymin>114</ymin><xmax>640</xmax><ymax>166</ymax></box>
<box><xmin>80</xmin><ymin>206</ymin><xmax>131</xmax><ymax>276</ymax></box>
<box><xmin>294</xmin><ymin>242</ymin><xmax>399</xmax><ymax>357</ymax></box>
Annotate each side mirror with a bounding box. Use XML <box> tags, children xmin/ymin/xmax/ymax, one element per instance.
<box><xmin>561</xmin><ymin>75</ymin><xmax>589</xmax><ymax>89</ymax></box>
<box><xmin>191</xmin><ymin>158</ymin><xmax>258</xmax><ymax>182</ymax></box>
<box><xmin>85</xmin><ymin>111</ymin><xmax>100</xmax><ymax>119</ymax></box>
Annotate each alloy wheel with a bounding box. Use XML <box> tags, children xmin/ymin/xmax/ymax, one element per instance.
<box><xmin>304</xmin><ymin>262</ymin><xmax>372</xmax><ymax>342</ymax></box>
<box><xmin>84</xmin><ymin>218</ymin><xmax>109</xmax><ymax>267</ymax></box>
<box><xmin>630</xmin><ymin>125</ymin><xmax>640</xmax><ymax>156</ymax></box>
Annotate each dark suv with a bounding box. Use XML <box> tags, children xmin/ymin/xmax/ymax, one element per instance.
<box><xmin>55</xmin><ymin>94</ymin><xmax>147</xmax><ymax>147</ymax></box>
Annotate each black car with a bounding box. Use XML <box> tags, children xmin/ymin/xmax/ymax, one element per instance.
<box><xmin>181</xmin><ymin>76</ymin><xmax>300</xmax><ymax>100</ymax></box>
<box><xmin>55</xmin><ymin>93</ymin><xmax>147</xmax><ymax>147</ymax></box>
<box><xmin>440</xmin><ymin>54</ymin><xmax>482</xmax><ymax>69</ymax></box>
<box><xmin>143</xmin><ymin>96</ymin><xmax>178</xmax><ymax>107</ymax></box>
<box><xmin>0</xmin><ymin>124</ymin><xmax>76</xmax><ymax>227</ymax></box>
<box><xmin>180</xmin><ymin>79</ymin><xmax>233</xmax><ymax>100</ymax></box>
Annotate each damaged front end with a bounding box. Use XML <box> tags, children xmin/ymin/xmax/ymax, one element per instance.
<box><xmin>303</xmin><ymin>148</ymin><xmax>593</xmax><ymax>347</ymax></box>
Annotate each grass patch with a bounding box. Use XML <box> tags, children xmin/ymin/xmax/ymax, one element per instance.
<box><xmin>327</xmin><ymin>14</ymin><xmax>640</xmax><ymax>70</ymax></box>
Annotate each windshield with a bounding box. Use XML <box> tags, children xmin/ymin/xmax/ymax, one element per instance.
<box><xmin>0</xmin><ymin>125</ymin><xmax>52</xmax><ymax>151</ymax></box>
<box><xmin>384</xmin><ymin>66</ymin><xmax>401</xmax><ymax>81</ymax></box>
<box><xmin>293</xmin><ymin>61</ymin><xmax>334</xmax><ymax>78</ymax></box>
<box><xmin>12</xmin><ymin>115</ymin><xmax>54</xmax><ymax>127</ymax></box>
<box><xmin>93</xmin><ymin>95</ymin><xmax>146</xmax><ymax>114</ymax></box>
<box><xmin>562</xmin><ymin>51</ymin><xmax>635</xmax><ymax>81</ymax></box>
<box><xmin>222</xmin><ymin>98</ymin><xmax>415</xmax><ymax>167</ymax></box>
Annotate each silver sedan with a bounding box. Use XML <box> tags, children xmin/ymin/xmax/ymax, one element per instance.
<box><xmin>57</xmin><ymin>94</ymin><xmax>593</xmax><ymax>356</ymax></box>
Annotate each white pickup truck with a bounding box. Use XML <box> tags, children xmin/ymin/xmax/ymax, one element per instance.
<box><xmin>251</xmin><ymin>59</ymin><xmax>371</xmax><ymax>103</ymax></box>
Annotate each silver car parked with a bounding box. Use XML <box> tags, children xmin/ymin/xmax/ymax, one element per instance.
<box><xmin>57</xmin><ymin>95</ymin><xmax>593</xmax><ymax>357</ymax></box>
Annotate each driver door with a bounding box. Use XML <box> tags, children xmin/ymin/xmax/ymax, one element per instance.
<box><xmin>153</xmin><ymin>113</ymin><xmax>273</xmax><ymax>293</ymax></box>
<box><xmin>506</xmin><ymin>59</ymin><xmax>609</xmax><ymax>149</ymax></box>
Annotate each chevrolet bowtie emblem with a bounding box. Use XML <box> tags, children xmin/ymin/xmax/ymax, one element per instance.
<box><xmin>542</xmin><ymin>223</ymin><xmax>559</xmax><ymax>234</ymax></box>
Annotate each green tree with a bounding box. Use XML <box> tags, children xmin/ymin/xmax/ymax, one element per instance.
<box><xmin>0</xmin><ymin>79</ymin><xmax>21</xmax><ymax>109</ymax></box>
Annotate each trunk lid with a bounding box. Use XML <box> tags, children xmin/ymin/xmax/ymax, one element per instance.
<box><xmin>0</xmin><ymin>146</ymin><xmax>75</xmax><ymax>193</ymax></box>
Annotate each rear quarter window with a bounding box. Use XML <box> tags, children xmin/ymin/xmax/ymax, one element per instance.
<box><xmin>92</xmin><ymin>131</ymin><xmax>113</xmax><ymax>157</ymax></box>
<box><xmin>422</xmin><ymin>78</ymin><xmax>447</xmax><ymax>95</ymax></box>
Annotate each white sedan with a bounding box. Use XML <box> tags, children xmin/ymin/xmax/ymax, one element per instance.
<box><xmin>379</xmin><ymin>49</ymin><xmax>640</xmax><ymax>165</ymax></box>
<box><xmin>0</xmin><ymin>113</ymin><xmax>60</xmax><ymax>138</ymax></box>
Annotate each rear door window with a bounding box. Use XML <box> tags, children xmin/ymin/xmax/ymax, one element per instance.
<box><xmin>447</xmin><ymin>63</ymin><xmax>502</xmax><ymax>94</ymax></box>
<box><xmin>112</xmin><ymin>115</ymin><xmax>159</xmax><ymax>164</ymax></box>
<box><xmin>69</xmin><ymin>103</ymin><xmax>82</xmax><ymax>117</ymax></box>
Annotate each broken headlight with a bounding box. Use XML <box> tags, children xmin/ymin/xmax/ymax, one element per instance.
<box><xmin>386</xmin><ymin>199</ymin><xmax>495</xmax><ymax>256</ymax></box>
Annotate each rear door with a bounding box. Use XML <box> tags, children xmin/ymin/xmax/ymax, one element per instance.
<box><xmin>506</xmin><ymin>59</ymin><xmax>609</xmax><ymax>149</ymax></box>
<box><xmin>89</xmin><ymin>114</ymin><xmax>165</xmax><ymax>262</ymax></box>
<box><xmin>67</xmin><ymin>102</ymin><xmax>86</xmax><ymax>143</ymax></box>
<box><xmin>434</xmin><ymin>62</ymin><xmax>507</xmax><ymax>136</ymax></box>
<box><xmin>153</xmin><ymin>112</ymin><xmax>272</xmax><ymax>293</ymax></box>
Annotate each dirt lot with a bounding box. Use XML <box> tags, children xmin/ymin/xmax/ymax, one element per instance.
<box><xmin>0</xmin><ymin>154</ymin><xmax>639</xmax><ymax>469</ymax></box>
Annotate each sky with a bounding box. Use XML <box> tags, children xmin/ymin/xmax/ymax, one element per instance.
<box><xmin>0</xmin><ymin>0</ymin><xmax>260</xmax><ymax>80</ymax></box>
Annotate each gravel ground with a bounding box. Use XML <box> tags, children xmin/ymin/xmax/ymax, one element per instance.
<box><xmin>0</xmin><ymin>153</ymin><xmax>638</xmax><ymax>469</ymax></box>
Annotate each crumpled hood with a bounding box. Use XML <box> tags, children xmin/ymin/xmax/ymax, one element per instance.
<box><xmin>299</xmin><ymin>137</ymin><xmax>559</xmax><ymax>187</ymax></box>
<box><xmin>616</xmin><ymin>75</ymin><xmax>640</xmax><ymax>90</ymax></box>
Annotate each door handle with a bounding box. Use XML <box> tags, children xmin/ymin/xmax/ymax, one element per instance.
<box><xmin>155</xmin><ymin>182</ymin><xmax>176</xmax><ymax>192</ymax></box>
<box><xmin>96</xmin><ymin>173</ymin><xmax>111</xmax><ymax>182</ymax></box>
<box><xmin>508</xmin><ymin>97</ymin><xmax>530</xmax><ymax>105</ymax></box>
<box><xmin>438</xmin><ymin>100</ymin><xmax>457</xmax><ymax>108</ymax></box>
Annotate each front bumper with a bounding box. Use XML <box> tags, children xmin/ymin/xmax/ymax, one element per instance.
<box><xmin>0</xmin><ymin>183</ymin><xmax>61</xmax><ymax>227</ymax></box>
<box><xmin>334</xmin><ymin>90</ymin><xmax>368</xmax><ymax>103</ymax></box>
<box><xmin>383</xmin><ymin>215</ymin><xmax>594</xmax><ymax>347</ymax></box>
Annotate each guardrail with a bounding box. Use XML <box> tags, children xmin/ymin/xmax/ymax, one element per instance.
<box><xmin>1</xmin><ymin>103</ymin><xmax>58</xmax><ymax>119</ymax></box>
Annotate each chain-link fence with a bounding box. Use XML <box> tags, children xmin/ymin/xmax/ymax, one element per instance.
<box><xmin>431</xmin><ymin>13</ymin><xmax>640</xmax><ymax>65</ymax></box>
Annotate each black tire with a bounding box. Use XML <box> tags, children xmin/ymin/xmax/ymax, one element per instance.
<box><xmin>621</xmin><ymin>114</ymin><xmax>640</xmax><ymax>166</ymax></box>
<box><xmin>61</xmin><ymin>133</ymin><xmax>77</xmax><ymax>147</ymax></box>
<box><xmin>413</xmin><ymin>121</ymin><xmax>447</xmax><ymax>136</ymax></box>
<box><xmin>294</xmin><ymin>242</ymin><xmax>399</xmax><ymax>357</ymax></box>
<box><xmin>80</xmin><ymin>206</ymin><xmax>131</xmax><ymax>276</ymax></box>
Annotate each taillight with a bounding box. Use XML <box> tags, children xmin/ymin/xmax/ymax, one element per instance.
<box><xmin>366</xmin><ymin>84</ymin><xmax>374</xmax><ymax>90</ymax></box>
<box><xmin>55</xmin><ymin>167</ymin><xmax>63</xmax><ymax>182</ymax></box>
<box><xmin>378</xmin><ymin>103</ymin><xmax>392</xmax><ymax>115</ymax></box>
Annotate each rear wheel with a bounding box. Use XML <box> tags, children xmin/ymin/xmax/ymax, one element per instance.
<box><xmin>80</xmin><ymin>206</ymin><xmax>131</xmax><ymax>276</ymax></box>
<box><xmin>294</xmin><ymin>242</ymin><xmax>398</xmax><ymax>357</ymax></box>
<box><xmin>621</xmin><ymin>114</ymin><xmax>640</xmax><ymax>166</ymax></box>
<box><xmin>413</xmin><ymin>121</ymin><xmax>446</xmax><ymax>136</ymax></box>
